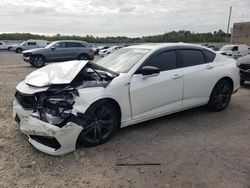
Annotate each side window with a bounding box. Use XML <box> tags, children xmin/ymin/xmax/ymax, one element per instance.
<box><xmin>232</xmin><ymin>46</ymin><xmax>238</xmax><ymax>51</ymax></box>
<box><xmin>54</xmin><ymin>42</ymin><xmax>66</xmax><ymax>48</ymax></box>
<box><xmin>181</xmin><ymin>50</ymin><xmax>206</xmax><ymax>67</ymax></box>
<box><xmin>0</xmin><ymin>42</ymin><xmax>2</xmax><ymax>45</ymax></box>
<box><xmin>75</xmin><ymin>43</ymin><xmax>85</xmax><ymax>47</ymax></box>
<box><xmin>145</xmin><ymin>50</ymin><xmax>177</xmax><ymax>71</ymax></box>
<box><xmin>66</xmin><ymin>42</ymin><xmax>85</xmax><ymax>48</ymax></box>
<box><xmin>27</xmin><ymin>42</ymin><xmax>37</xmax><ymax>45</ymax></box>
<box><xmin>203</xmin><ymin>50</ymin><xmax>216</xmax><ymax>63</ymax></box>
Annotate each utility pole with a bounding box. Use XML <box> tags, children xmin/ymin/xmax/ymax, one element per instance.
<box><xmin>225</xmin><ymin>6</ymin><xmax>232</xmax><ymax>43</ymax></box>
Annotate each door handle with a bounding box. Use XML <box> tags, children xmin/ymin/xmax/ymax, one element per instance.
<box><xmin>206</xmin><ymin>65</ymin><xmax>214</xmax><ymax>69</ymax></box>
<box><xmin>172</xmin><ymin>74</ymin><xmax>183</xmax><ymax>79</ymax></box>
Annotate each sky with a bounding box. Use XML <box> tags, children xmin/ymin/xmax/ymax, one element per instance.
<box><xmin>0</xmin><ymin>0</ymin><xmax>250</xmax><ymax>37</ymax></box>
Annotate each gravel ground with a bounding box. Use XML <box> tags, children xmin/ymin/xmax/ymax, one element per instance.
<box><xmin>0</xmin><ymin>50</ymin><xmax>250</xmax><ymax>188</ymax></box>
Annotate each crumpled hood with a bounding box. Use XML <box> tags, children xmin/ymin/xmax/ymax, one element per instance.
<box><xmin>25</xmin><ymin>60</ymin><xmax>89</xmax><ymax>87</ymax></box>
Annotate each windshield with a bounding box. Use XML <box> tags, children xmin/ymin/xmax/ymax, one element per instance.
<box><xmin>20</xmin><ymin>42</ymin><xmax>26</xmax><ymax>46</ymax></box>
<box><xmin>95</xmin><ymin>48</ymin><xmax>149</xmax><ymax>73</ymax></box>
<box><xmin>220</xmin><ymin>46</ymin><xmax>234</xmax><ymax>51</ymax></box>
<box><xmin>45</xmin><ymin>41</ymin><xmax>57</xmax><ymax>48</ymax></box>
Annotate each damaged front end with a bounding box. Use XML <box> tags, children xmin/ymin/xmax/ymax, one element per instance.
<box><xmin>13</xmin><ymin>61</ymin><xmax>118</xmax><ymax>155</ymax></box>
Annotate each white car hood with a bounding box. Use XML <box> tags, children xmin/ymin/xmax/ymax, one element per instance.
<box><xmin>25</xmin><ymin>60</ymin><xmax>89</xmax><ymax>87</ymax></box>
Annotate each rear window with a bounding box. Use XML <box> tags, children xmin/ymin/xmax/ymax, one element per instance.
<box><xmin>203</xmin><ymin>50</ymin><xmax>216</xmax><ymax>63</ymax></box>
<box><xmin>181</xmin><ymin>50</ymin><xmax>206</xmax><ymax>67</ymax></box>
<box><xmin>66</xmin><ymin>42</ymin><xmax>85</xmax><ymax>48</ymax></box>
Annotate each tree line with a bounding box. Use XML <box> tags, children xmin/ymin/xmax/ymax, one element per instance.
<box><xmin>0</xmin><ymin>30</ymin><xmax>228</xmax><ymax>43</ymax></box>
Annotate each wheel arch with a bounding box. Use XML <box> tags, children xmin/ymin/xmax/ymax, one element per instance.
<box><xmin>16</xmin><ymin>47</ymin><xmax>23</xmax><ymax>53</ymax></box>
<box><xmin>209</xmin><ymin>76</ymin><xmax>234</xmax><ymax>98</ymax></box>
<box><xmin>32</xmin><ymin>54</ymin><xmax>47</xmax><ymax>61</ymax></box>
<box><xmin>78</xmin><ymin>53</ymin><xmax>90</xmax><ymax>60</ymax></box>
<box><xmin>87</xmin><ymin>98</ymin><xmax>122</xmax><ymax>126</ymax></box>
<box><xmin>217</xmin><ymin>76</ymin><xmax>234</xmax><ymax>90</ymax></box>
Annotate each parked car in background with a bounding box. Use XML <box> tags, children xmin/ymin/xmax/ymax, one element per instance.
<box><xmin>22</xmin><ymin>40</ymin><xmax>94</xmax><ymax>67</ymax></box>
<box><xmin>10</xmin><ymin>40</ymin><xmax>49</xmax><ymax>53</ymax></box>
<box><xmin>99</xmin><ymin>46</ymin><xmax>122</xmax><ymax>57</ymax></box>
<box><xmin>237</xmin><ymin>54</ymin><xmax>250</xmax><ymax>85</ymax></box>
<box><xmin>13</xmin><ymin>43</ymin><xmax>240</xmax><ymax>155</ymax></box>
<box><xmin>0</xmin><ymin>41</ymin><xmax>14</xmax><ymax>50</ymax></box>
<box><xmin>93</xmin><ymin>46</ymin><xmax>109</xmax><ymax>55</ymax></box>
<box><xmin>218</xmin><ymin>44</ymin><xmax>249</xmax><ymax>58</ymax></box>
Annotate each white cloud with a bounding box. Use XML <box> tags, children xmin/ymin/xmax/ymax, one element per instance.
<box><xmin>0</xmin><ymin>0</ymin><xmax>249</xmax><ymax>36</ymax></box>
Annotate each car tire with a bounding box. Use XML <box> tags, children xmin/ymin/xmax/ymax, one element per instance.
<box><xmin>77</xmin><ymin>101</ymin><xmax>119</xmax><ymax>147</ymax></box>
<box><xmin>240</xmin><ymin>80</ymin><xmax>245</xmax><ymax>86</ymax></box>
<box><xmin>31</xmin><ymin>55</ymin><xmax>45</xmax><ymax>67</ymax></box>
<box><xmin>7</xmin><ymin>47</ymin><xmax>12</xmax><ymax>51</ymax></box>
<box><xmin>16</xmin><ymin>48</ymin><xmax>23</xmax><ymax>53</ymax></box>
<box><xmin>78</xmin><ymin>54</ymin><xmax>89</xmax><ymax>60</ymax></box>
<box><xmin>207</xmin><ymin>79</ymin><xmax>233</xmax><ymax>111</ymax></box>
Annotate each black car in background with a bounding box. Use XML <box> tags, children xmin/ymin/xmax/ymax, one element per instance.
<box><xmin>237</xmin><ymin>55</ymin><xmax>250</xmax><ymax>85</ymax></box>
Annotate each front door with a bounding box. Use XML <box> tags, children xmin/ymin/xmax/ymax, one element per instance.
<box><xmin>130</xmin><ymin>50</ymin><xmax>183</xmax><ymax>120</ymax></box>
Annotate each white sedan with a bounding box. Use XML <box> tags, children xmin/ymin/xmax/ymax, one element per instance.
<box><xmin>13</xmin><ymin>43</ymin><xmax>240</xmax><ymax>156</ymax></box>
<box><xmin>99</xmin><ymin>46</ymin><xmax>122</xmax><ymax>57</ymax></box>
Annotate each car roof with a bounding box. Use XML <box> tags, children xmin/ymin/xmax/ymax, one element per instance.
<box><xmin>126</xmin><ymin>43</ymin><xmax>208</xmax><ymax>50</ymax></box>
<box><xmin>54</xmin><ymin>40</ymin><xmax>88</xmax><ymax>43</ymax></box>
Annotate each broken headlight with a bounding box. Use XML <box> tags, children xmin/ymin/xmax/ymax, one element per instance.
<box><xmin>38</xmin><ymin>90</ymin><xmax>78</xmax><ymax>125</ymax></box>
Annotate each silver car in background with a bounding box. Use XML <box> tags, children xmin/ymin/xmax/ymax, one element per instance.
<box><xmin>10</xmin><ymin>40</ymin><xmax>49</xmax><ymax>53</ymax></box>
<box><xmin>22</xmin><ymin>40</ymin><xmax>95</xmax><ymax>67</ymax></box>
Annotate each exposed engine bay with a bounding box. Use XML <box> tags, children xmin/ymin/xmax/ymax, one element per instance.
<box><xmin>15</xmin><ymin>62</ymin><xmax>117</xmax><ymax>127</ymax></box>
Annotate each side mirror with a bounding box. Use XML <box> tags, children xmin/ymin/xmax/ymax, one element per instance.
<box><xmin>51</xmin><ymin>47</ymin><xmax>56</xmax><ymax>51</ymax></box>
<box><xmin>141</xmin><ymin>66</ymin><xmax>160</xmax><ymax>76</ymax></box>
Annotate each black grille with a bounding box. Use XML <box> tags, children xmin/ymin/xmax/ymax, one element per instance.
<box><xmin>15</xmin><ymin>91</ymin><xmax>36</xmax><ymax>110</ymax></box>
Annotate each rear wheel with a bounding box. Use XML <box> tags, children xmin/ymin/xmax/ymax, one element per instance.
<box><xmin>31</xmin><ymin>55</ymin><xmax>45</xmax><ymax>67</ymax></box>
<box><xmin>207</xmin><ymin>79</ymin><xmax>233</xmax><ymax>111</ymax></box>
<box><xmin>78</xmin><ymin>54</ymin><xmax>89</xmax><ymax>60</ymax></box>
<box><xmin>77</xmin><ymin>102</ymin><xmax>119</xmax><ymax>147</ymax></box>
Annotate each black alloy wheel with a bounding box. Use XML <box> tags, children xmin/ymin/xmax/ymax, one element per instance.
<box><xmin>77</xmin><ymin>102</ymin><xmax>119</xmax><ymax>147</ymax></box>
<box><xmin>208</xmin><ymin>80</ymin><xmax>233</xmax><ymax>111</ymax></box>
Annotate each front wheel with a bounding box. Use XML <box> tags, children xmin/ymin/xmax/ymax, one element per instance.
<box><xmin>31</xmin><ymin>55</ymin><xmax>45</xmax><ymax>67</ymax></box>
<box><xmin>207</xmin><ymin>79</ymin><xmax>233</xmax><ymax>111</ymax></box>
<box><xmin>77</xmin><ymin>102</ymin><xmax>119</xmax><ymax>147</ymax></box>
<box><xmin>16</xmin><ymin>48</ymin><xmax>23</xmax><ymax>53</ymax></box>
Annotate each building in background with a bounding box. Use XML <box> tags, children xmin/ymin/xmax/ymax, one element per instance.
<box><xmin>231</xmin><ymin>22</ymin><xmax>250</xmax><ymax>45</ymax></box>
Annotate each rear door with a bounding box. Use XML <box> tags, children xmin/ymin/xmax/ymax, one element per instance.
<box><xmin>130</xmin><ymin>50</ymin><xmax>184</xmax><ymax>119</ymax></box>
<box><xmin>65</xmin><ymin>42</ymin><xmax>86</xmax><ymax>59</ymax></box>
<box><xmin>179</xmin><ymin>48</ymin><xmax>217</xmax><ymax>107</ymax></box>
